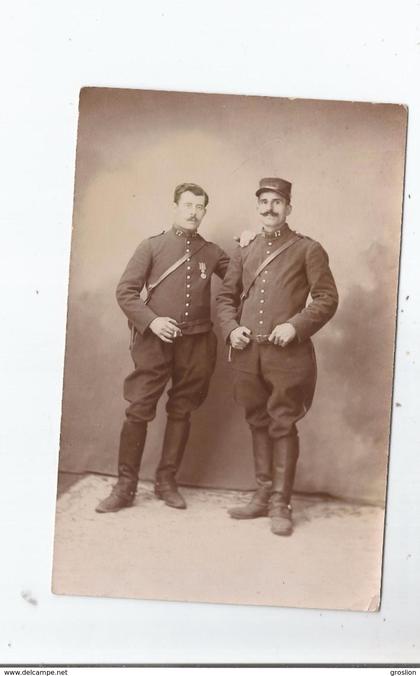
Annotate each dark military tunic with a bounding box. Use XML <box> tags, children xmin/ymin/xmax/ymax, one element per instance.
<box><xmin>216</xmin><ymin>224</ymin><xmax>338</xmax><ymax>438</ymax></box>
<box><xmin>117</xmin><ymin>227</ymin><xmax>229</xmax><ymax>335</ymax></box>
<box><xmin>117</xmin><ymin>226</ymin><xmax>230</xmax><ymax>423</ymax></box>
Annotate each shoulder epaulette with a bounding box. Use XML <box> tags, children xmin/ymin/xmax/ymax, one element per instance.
<box><xmin>148</xmin><ymin>230</ymin><xmax>165</xmax><ymax>239</ymax></box>
<box><xmin>293</xmin><ymin>231</ymin><xmax>313</xmax><ymax>240</ymax></box>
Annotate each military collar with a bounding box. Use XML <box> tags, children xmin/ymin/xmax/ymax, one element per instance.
<box><xmin>173</xmin><ymin>225</ymin><xmax>199</xmax><ymax>238</ymax></box>
<box><xmin>262</xmin><ymin>223</ymin><xmax>290</xmax><ymax>240</ymax></box>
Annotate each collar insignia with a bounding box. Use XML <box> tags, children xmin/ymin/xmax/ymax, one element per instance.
<box><xmin>174</xmin><ymin>227</ymin><xmax>198</xmax><ymax>238</ymax></box>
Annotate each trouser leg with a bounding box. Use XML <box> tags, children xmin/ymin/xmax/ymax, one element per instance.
<box><xmin>255</xmin><ymin>342</ymin><xmax>315</xmax><ymax>534</ymax></box>
<box><xmin>124</xmin><ymin>331</ymin><xmax>172</xmax><ymax>423</ymax></box>
<box><xmin>153</xmin><ymin>332</ymin><xmax>217</xmax><ymax>509</ymax></box>
<box><xmin>228</xmin><ymin>427</ymin><xmax>273</xmax><ymax>519</ymax></box>
<box><xmin>165</xmin><ymin>332</ymin><xmax>218</xmax><ymax>420</ymax></box>
<box><xmin>96</xmin><ymin>420</ymin><xmax>148</xmax><ymax>513</ymax></box>
<box><xmin>232</xmin><ymin>368</ymin><xmax>271</xmax><ymax>430</ymax></box>
<box><xmin>96</xmin><ymin>330</ymin><xmax>172</xmax><ymax>514</ymax></box>
<box><xmin>261</xmin><ymin>341</ymin><xmax>317</xmax><ymax>439</ymax></box>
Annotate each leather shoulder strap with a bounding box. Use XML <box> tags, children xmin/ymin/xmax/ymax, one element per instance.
<box><xmin>145</xmin><ymin>241</ymin><xmax>207</xmax><ymax>304</ymax></box>
<box><xmin>240</xmin><ymin>234</ymin><xmax>300</xmax><ymax>302</ymax></box>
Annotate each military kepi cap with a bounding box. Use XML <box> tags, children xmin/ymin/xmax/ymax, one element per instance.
<box><xmin>256</xmin><ymin>177</ymin><xmax>292</xmax><ymax>202</ymax></box>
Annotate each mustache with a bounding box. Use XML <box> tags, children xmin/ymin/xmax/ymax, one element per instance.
<box><xmin>261</xmin><ymin>211</ymin><xmax>278</xmax><ymax>217</ymax></box>
<box><xmin>187</xmin><ymin>217</ymin><xmax>197</xmax><ymax>222</ymax></box>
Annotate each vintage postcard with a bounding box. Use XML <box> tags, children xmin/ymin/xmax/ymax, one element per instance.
<box><xmin>52</xmin><ymin>87</ymin><xmax>407</xmax><ymax>610</ymax></box>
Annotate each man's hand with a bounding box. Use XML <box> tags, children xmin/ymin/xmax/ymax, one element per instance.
<box><xmin>268</xmin><ymin>323</ymin><xmax>296</xmax><ymax>347</ymax></box>
<box><xmin>150</xmin><ymin>317</ymin><xmax>182</xmax><ymax>343</ymax></box>
<box><xmin>230</xmin><ymin>326</ymin><xmax>252</xmax><ymax>349</ymax></box>
<box><xmin>234</xmin><ymin>230</ymin><xmax>257</xmax><ymax>248</ymax></box>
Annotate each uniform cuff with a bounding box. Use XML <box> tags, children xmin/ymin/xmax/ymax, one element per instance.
<box><xmin>135</xmin><ymin>307</ymin><xmax>159</xmax><ymax>335</ymax></box>
<box><xmin>287</xmin><ymin>315</ymin><xmax>310</xmax><ymax>343</ymax></box>
<box><xmin>223</xmin><ymin>320</ymin><xmax>240</xmax><ymax>344</ymax></box>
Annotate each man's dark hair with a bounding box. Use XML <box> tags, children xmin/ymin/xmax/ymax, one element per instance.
<box><xmin>174</xmin><ymin>183</ymin><xmax>209</xmax><ymax>207</ymax></box>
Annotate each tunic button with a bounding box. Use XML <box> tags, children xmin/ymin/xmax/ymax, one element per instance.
<box><xmin>259</xmin><ymin>320</ymin><xmax>263</xmax><ymax>325</ymax></box>
<box><xmin>187</xmin><ymin>257</ymin><xmax>191</xmax><ymax>262</ymax></box>
<box><xmin>262</xmin><ymin>279</ymin><xmax>266</xmax><ymax>284</ymax></box>
<box><xmin>268</xmin><ymin>242</ymin><xmax>272</xmax><ymax>246</ymax></box>
<box><xmin>186</xmin><ymin>293</ymin><xmax>190</xmax><ymax>298</ymax></box>
<box><xmin>186</xmin><ymin>303</ymin><xmax>190</xmax><ymax>307</ymax></box>
<box><xmin>186</xmin><ymin>249</ymin><xmax>190</xmax><ymax>254</ymax></box>
<box><xmin>266</xmin><ymin>251</ymin><xmax>270</xmax><ymax>255</ymax></box>
<box><xmin>260</xmin><ymin>299</ymin><xmax>264</xmax><ymax>303</ymax></box>
<box><xmin>185</xmin><ymin>312</ymin><xmax>189</xmax><ymax>316</ymax></box>
<box><xmin>261</xmin><ymin>289</ymin><xmax>265</xmax><ymax>293</ymax></box>
<box><xmin>187</xmin><ymin>266</ymin><xmax>191</xmax><ymax>270</ymax></box>
<box><xmin>187</xmin><ymin>275</ymin><xmax>191</xmax><ymax>280</ymax></box>
<box><xmin>187</xmin><ymin>241</ymin><xmax>191</xmax><ymax>245</ymax></box>
<box><xmin>259</xmin><ymin>310</ymin><xmax>263</xmax><ymax>314</ymax></box>
<box><xmin>186</xmin><ymin>284</ymin><xmax>191</xmax><ymax>288</ymax></box>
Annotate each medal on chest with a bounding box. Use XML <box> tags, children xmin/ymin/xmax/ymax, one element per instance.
<box><xmin>199</xmin><ymin>262</ymin><xmax>207</xmax><ymax>279</ymax></box>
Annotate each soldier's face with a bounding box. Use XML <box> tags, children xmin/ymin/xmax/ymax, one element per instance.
<box><xmin>173</xmin><ymin>191</ymin><xmax>207</xmax><ymax>230</ymax></box>
<box><xmin>257</xmin><ymin>191</ymin><xmax>291</xmax><ymax>230</ymax></box>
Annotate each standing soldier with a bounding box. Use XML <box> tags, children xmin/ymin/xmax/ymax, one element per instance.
<box><xmin>216</xmin><ymin>178</ymin><xmax>338</xmax><ymax>536</ymax></box>
<box><xmin>96</xmin><ymin>183</ymin><xmax>230</xmax><ymax>513</ymax></box>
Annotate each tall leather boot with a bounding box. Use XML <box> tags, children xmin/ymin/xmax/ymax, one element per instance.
<box><xmin>228</xmin><ymin>427</ymin><xmax>272</xmax><ymax>519</ymax></box>
<box><xmin>95</xmin><ymin>420</ymin><xmax>147</xmax><ymax>513</ymax></box>
<box><xmin>154</xmin><ymin>418</ymin><xmax>190</xmax><ymax>509</ymax></box>
<box><xmin>269</xmin><ymin>435</ymin><xmax>299</xmax><ymax>536</ymax></box>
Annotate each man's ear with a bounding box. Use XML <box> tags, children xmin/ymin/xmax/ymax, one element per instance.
<box><xmin>287</xmin><ymin>203</ymin><xmax>292</xmax><ymax>216</ymax></box>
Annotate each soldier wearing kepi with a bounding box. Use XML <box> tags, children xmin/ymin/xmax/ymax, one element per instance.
<box><xmin>96</xmin><ymin>183</ymin><xmax>230</xmax><ymax>513</ymax></box>
<box><xmin>216</xmin><ymin>178</ymin><xmax>338</xmax><ymax>536</ymax></box>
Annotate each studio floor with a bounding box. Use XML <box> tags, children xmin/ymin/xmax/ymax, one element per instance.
<box><xmin>52</xmin><ymin>474</ymin><xmax>385</xmax><ymax>612</ymax></box>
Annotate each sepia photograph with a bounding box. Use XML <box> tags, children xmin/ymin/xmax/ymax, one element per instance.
<box><xmin>52</xmin><ymin>86</ymin><xmax>407</xmax><ymax>611</ymax></box>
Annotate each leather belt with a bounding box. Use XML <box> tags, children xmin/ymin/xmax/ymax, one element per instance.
<box><xmin>250</xmin><ymin>334</ymin><xmax>271</xmax><ymax>344</ymax></box>
<box><xmin>227</xmin><ymin>334</ymin><xmax>271</xmax><ymax>362</ymax></box>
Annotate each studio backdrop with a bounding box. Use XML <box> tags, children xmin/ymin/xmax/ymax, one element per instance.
<box><xmin>58</xmin><ymin>88</ymin><xmax>406</xmax><ymax>504</ymax></box>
